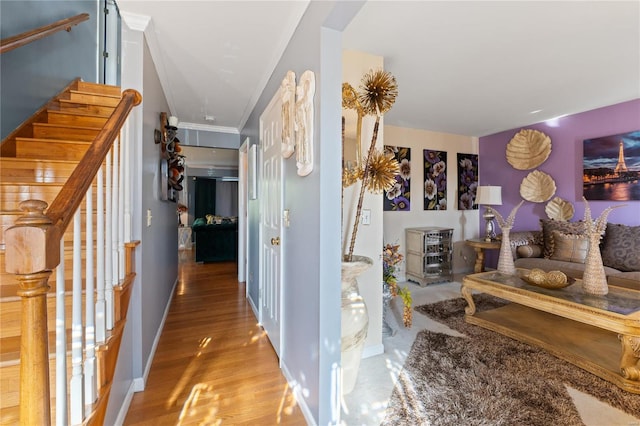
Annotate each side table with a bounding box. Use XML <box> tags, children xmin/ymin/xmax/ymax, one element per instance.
<box><xmin>465</xmin><ymin>238</ymin><xmax>501</xmax><ymax>273</ymax></box>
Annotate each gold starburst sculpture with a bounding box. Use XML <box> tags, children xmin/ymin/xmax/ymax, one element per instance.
<box><xmin>359</xmin><ymin>69</ymin><xmax>398</xmax><ymax>115</ymax></box>
<box><xmin>364</xmin><ymin>150</ymin><xmax>400</xmax><ymax>193</ymax></box>
<box><xmin>343</xmin><ymin>69</ymin><xmax>399</xmax><ymax>261</ymax></box>
<box><xmin>342</xmin><ymin>167</ymin><xmax>363</xmax><ymax>188</ymax></box>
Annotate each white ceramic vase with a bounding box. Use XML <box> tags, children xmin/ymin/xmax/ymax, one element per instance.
<box><xmin>341</xmin><ymin>255</ymin><xmax>372</xmax><ymax>395</ymax></box>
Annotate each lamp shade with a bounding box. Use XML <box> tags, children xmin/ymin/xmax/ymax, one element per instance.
<box><xmin>168</xmin><ymin>116</ymin><xmax>179</xmax><ymax>128</ymax></box>
<box><xmin>476</xmin><ymin>186</ymin><xmax>502</xmax><ymax>206</ymax></box>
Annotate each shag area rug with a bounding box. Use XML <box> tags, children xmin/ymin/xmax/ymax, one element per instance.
<box><xmin>382</xmin><ymin>295</ymin><xmax>640</xmax><ymax>426</ymax></box>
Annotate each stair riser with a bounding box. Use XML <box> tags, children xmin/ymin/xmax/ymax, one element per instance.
<box><xmin>0</xmin><ymin>354</ymin><xmax>73</xmax><ymax>412</ymax></box>
<box><xmin>46</xmin><ymin>111</ymin><xmax>108</xmax><ymax>128</ymax></box>
<box><xmin>32</xmin><ymin>124</ymin><xmax>99</xmax><ymax>141</ymax></box>
<box><xmin>57</xmin><ymin>101</ymin><xmax>115</xmax><ymax>117</ymax></box>
<box><xmin>67</xmin><ymin>92</ymin><xmax>120</xmax><ymax>107</ymax></box>
<box><xmin>16</xmin><ymin>140</ymin><xmax>89</xmax><ymax>161</ymax></box>
<box><xmin>76</xmin><ymin>81</ymin><xmax>121</xmax><ymax>97</ymax></box>
<box><xmin>0</xmin><ymin>294</ymin><xmax>84</xmax><ymax>340</ymax></box>
<box><xmin>0</xmin><ymin>160</ymin><xmax>77</xmax><ymax>183</ymax></box>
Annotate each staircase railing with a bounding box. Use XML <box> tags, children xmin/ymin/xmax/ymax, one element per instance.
<box><xmin>4</xmin><ymin>88</ymin><xmax>142</xmax><ymax>425</ymax></box>
<box><xmin>0</xmin><ymin>13</ymin><xmax>90</xmax><ymax>54</ymax></box>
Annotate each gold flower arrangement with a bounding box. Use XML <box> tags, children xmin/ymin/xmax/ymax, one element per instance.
<box><xmin>342</xmin><ymin>69</ymin><xmax>400</xmax><ymax>262</ymax></box>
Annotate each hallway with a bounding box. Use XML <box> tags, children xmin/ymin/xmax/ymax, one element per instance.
<box><xmin>124</xmin><ymin>251</ymin><xmax>306</xmax><ymax>425</ymax></box>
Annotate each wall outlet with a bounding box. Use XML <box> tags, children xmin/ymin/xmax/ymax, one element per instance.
<box><xmin>361</xmin><ymin>209</ymin><xmax>371</xmax><ymax>225</ymax></box>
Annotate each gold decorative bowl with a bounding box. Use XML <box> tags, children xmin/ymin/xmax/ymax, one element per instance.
<box><xmin>519</xmin><ymin>269</ymin><xmax>575</xmax><ymax>289</ymax></box>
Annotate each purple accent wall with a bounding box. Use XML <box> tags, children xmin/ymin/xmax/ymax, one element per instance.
<box><xmin>479</xmin><ymin>99</ymin><xmax>640</xmax><ymax>233</ymax></box>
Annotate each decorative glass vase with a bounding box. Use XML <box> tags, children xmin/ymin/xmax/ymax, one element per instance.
<box><xmin>582</xmin><ymin>232</ymin><xmax>609</xmax><ymax>295</ymax></box>
<box><xmin>341</xmin><ymin>255</ymin><xmax>372</xmax><ymax>395</ymax></box>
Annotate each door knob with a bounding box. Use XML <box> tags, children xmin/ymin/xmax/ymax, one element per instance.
<box><xmin>271</xmin><ymin>237</ymin><xmax>280</xmax><ymax>246</ymax></box>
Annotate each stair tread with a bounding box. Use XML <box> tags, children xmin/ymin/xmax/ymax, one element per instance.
<box><xmin>32</xmin><ymin>122</ymin><xmax>102</xmax><ymax>130</ymax></box>
<box><xmin>15</xmin><ymin>137</ymin><xmax>93</xmax><ymax>144</ymax></box>
<box><xmin>69</xmin><ymin>89</ymin><xmax>121</xmax><ymax>99</ymax></box>
<box><xmin>47</xmin><ymin>109</ymin><xmax>109</xmax><ymax>119</ymax></box>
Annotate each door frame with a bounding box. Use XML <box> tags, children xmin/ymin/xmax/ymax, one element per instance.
<box><xmin>238</xmin><ymin>138</ymin><xmax>248</xmax><ymax>286</ymax></box>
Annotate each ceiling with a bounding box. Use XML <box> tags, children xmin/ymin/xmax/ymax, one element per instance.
<box><xmin>117</xmin><ymin>1</ymin><xmax>640</xmax><ymax>138</ymax></box>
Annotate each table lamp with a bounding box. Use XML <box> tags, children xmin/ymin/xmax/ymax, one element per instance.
<box><xmin>475</xmin><ymin>186</ymin><xmax>502</xmax><ymax>241</ymax></box>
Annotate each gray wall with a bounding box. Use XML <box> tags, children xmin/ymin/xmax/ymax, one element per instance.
<box><xmin>0</xmin><ymin>0</ymin><xmax>99</xmax><ymax>139</ymax></box>
<box><xmin>241</xmin><ymin>2</ymin><xmax>363</xmax><ymax>423</ymax></box>
<box><xmin>107</xmin><ymin>21</ymin><xmax>178</xmax><ymax>425</ymax></box>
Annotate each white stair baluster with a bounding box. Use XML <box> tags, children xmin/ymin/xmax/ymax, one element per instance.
<box><xmin>70</xmin><ymin>209</ymin><xmax>84</xmax><ymax>425</ymax></box>
<box><xmin>96</xmin><ymin>165</ymin><xmax>106</xmax><ymax>342</ymax></box>
<box><xmin>84</xmin><ymin>185</ymin><xmax>97</xmax><ymax>406</ymax></box>
<box><xmin>111</xmin><ymin>136</ymin><xmax>120</xmax><ymax>291</ymax></box>
<box><xmin>123</xmin><ymin>118</ymin><xmax>132</xmax><ymax>242</ymax></box>
<box><xmin>105</xmin><ymin>148</ymin><xmax>113</xmax><ymax>330</ymax></box>
<box><xmin>118</xmin><ymin>133</ymin><xmax>125</xmax><ymax>280</ymax></box>
<box><xmin>55</xmin><ymin>237</ymin><xmax>68</xmax><ymax>426</ymax></box>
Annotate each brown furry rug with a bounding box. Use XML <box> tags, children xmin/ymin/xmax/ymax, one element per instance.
<box><xmin>381</xmin><ymin>295</ymin><xmax>640</xmax><ymax>426</ymax></box>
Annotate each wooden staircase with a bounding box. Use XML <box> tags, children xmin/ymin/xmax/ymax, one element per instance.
<box><xmin>0</xmin><ymin>79</ymin><xmax>141</xmax><ymax>424</ymax></box>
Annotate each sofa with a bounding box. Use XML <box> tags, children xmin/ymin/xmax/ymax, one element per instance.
<box><xmin>192</xmin><ymin>217</ymin><xmax>238</xmax><ymax>263</ymax></box>
<box><xmin>506</xmin><ymin>219</ymin><xmax>640</xmax><ymax>291</ymax></box>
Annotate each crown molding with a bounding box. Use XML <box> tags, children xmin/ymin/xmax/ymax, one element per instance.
<box><xmin>179</xmin><ymin>122</ymin><xmax>239</xmax><ymax>134</ymax></box>
<box><xmin>119</xmin><ymin>11</ymin><xmax>150</xmax><ymax>32</ymax></box>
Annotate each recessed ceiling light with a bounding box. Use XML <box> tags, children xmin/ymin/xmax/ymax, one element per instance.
<box><xmin>204</xmin><ymin>115</ymin><xmax>216</xmax><ymax>122</ymax></box>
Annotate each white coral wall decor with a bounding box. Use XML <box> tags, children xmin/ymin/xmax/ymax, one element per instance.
<box><xmin>280</xmin><ymin>71</ymin><xmax>296</xmax><ymax>159</ymax></box>
<box><xmin>294</xmin><ymin>70</ymin><xmax>315</xmax><ymax>176</ymax></box>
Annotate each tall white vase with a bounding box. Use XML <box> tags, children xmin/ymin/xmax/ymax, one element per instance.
<box><xmin>582</xmin><ymin>232</ymin><xmax>609</xmax><ymax>295</ymax></box>
<box><xmin>341</xmin><ymin>255</ymin><xmax>372</xmax><ymax>395</ymax></box>
<box><xmin>497</xmin><ymin>226</ymin><xmax>516</xmax><ymax>275</ymax></box>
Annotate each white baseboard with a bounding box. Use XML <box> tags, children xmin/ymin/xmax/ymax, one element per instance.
<box><xmin>281</xmin><ymin>362</ymin><xmax>316</xmax><ymax>426</ymax></box>
<box><xmin>361</xmin><ymin>343</ymin><xmax>384</xmax><ymax>359</ymax></box>
<box><xmin>113</xmin><ymin>381</ymin><xmax>136</xmax><ymax>426</ymax></box>
<box><xmin>248</xmin><ymin>293</ymin><xmax>259</xmax><ymax>319</ymax></box>
<box><xmin>134</xmin><ymin>277</ymin><xmax>178</xmax><ymax>392</ymax></box>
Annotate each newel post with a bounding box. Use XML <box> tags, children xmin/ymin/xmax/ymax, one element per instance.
<box><xmin>5</xmin><ymin>200</ymin><xmax>61</xmax><ymax>426</ymax></box>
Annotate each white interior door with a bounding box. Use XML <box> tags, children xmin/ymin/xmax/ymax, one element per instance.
<box><xmin>259</xmin><ymin>93</ymin><xmax>283</xmax><ymax>357</ymax></box>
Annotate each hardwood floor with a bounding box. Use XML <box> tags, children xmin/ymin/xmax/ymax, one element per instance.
<box><xmin>124</xmin><ymin>250</ymin><xmax>306</xmax><ymax>425</ymax></box>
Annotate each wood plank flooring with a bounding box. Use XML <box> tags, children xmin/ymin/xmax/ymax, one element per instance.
<box><xmin>124</xmin><ymin>251</ymin><xmax>306</xmax><ymax>425</ymax></box>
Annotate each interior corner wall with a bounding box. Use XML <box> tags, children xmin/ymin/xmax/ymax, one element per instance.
<box><xmin>341</xmin><ymin>49</ymin><xmax>385</xmax><ymax>355</ymax></box>
<box><xmin>107</xmin><ymin>20</ymin><xmax>178</xmax><ymax>424</ymax></box>
<box><xmin>479</xmin><ymin>99</ymin><xmax>640</xmax><ymax>239</ymax></box>
<box><xmin>0</xmin><ymin>0</ymin><xmax>99</xmax><ymax>139</ymax></box>
<box><xmin>382</xmin><ymin>126</ymin><xmax>480</xmax><ymax>279</ymax></box>
<box><xmin>240</xmin><ymin>3</ymin><xmax>358</xmax><ymax>424</ymax></box>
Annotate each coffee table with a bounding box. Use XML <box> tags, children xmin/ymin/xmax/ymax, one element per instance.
<box><xmin>461</xmin><ymin>270</ymin><xmax>640</xmax><ymax>394</ymax></box>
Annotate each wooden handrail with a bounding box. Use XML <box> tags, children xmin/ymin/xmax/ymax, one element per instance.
<box><xmin>0</xmin><ymin>13</ymin><xmax>90</xmax><ymax>54</ymax></box>
<box><xmin>46</xmin><ymin>89</ymin><xmax>142</xmax><ymax>234</ymax></box>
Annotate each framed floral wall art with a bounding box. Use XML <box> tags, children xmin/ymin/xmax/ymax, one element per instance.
<box><xmin>383</xmin><ymin>145</ymin><xmax>411</xmax><ymax>211</ymax></box>
<box><xmin>424</xmin><ymin>149</ymin><xmax>447</xmax><ymax>210</ymax></box>
<box><xmin>457</xmin><ymin>153</ymin><xmax>479</xmax><ymax>210</ymax></box>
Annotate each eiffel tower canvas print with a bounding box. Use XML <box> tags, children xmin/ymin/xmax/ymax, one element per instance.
<box><xmin>583</xmin><ymin>130</ymin><xmax>640</xmax><ymax>201</ymax></box>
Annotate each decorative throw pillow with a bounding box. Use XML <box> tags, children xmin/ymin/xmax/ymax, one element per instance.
<box><xmin>549</xmin><ymin>231</ymin><xmax>588</xmax><ymax>263</ymax></box>
<box><xmin>601</xmin><ymin>223</ymin><xmax>640</xmax><ymax>272</ymax></box>
<box><xmin>540</xmin><ymin>219</ymin><xmax>585</xmax><ymax>259</ymax></box>
<box><xmin>516</xmin><ymin>244</ymin><xmax>543</xmax><ymax>258</ymax></box>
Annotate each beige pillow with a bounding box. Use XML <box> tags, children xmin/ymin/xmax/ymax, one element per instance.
<box><xmin>516</xmin><ymin>244</ymin><xmax>543</xmax><ymax>258</ymax></box>
<box><xmin>550</xmin><ymin>230</ymin><xmax>588</xmax><ymax>263</ymax></box>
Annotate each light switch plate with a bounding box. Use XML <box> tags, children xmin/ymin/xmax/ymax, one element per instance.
<box><xmin>361</xmin><ymin>209</ymin><xmax>371</xmax><ymax>225</ymax></box>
